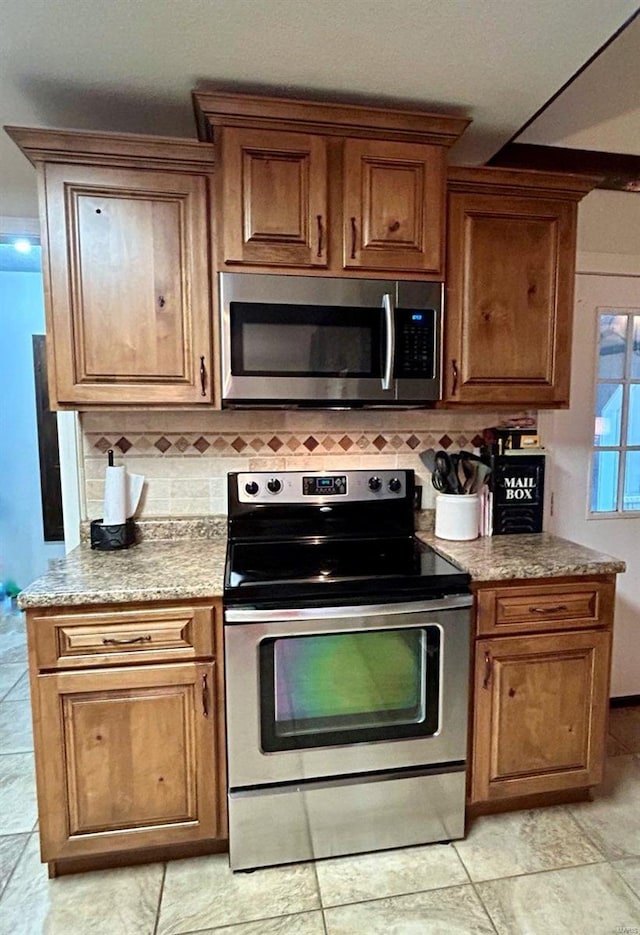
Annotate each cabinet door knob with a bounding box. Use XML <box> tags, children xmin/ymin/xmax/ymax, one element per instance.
<box><xmin>350</xmin><ymin>216</ymin><xmax>357</xmax><ymax>259</ymax></box>
<box><xmin>200</xmin><ymin>356</ymin><xmax>207</xmax><ymax>397</ymax></box>
<box><xmin>483</xmin><ymin>650</ymin><xmax>492</xmax><ymax>689</ymax></box>
<box><xmin>317</xmin><ymin>215</ymin><xmax>324</xmax><ymax>258</ymax></box>
<box><xmin>158</xmin><ymin>295</ymin><xmax>166</xmax><ymax>308</ymax></box>
<box><xmin>452</xmin><ymin>359</ymin><xmax>459</xmax><ymax>395</ymax></box>
<box><xmin>202</xmin><ymin>673</ymin><xmax>209</xmax><ymax>717</ymax></box>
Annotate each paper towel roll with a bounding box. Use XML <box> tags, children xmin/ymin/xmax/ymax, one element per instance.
<box><xmin>103</xmin><ymin>465</ymin><xmax>126</xmax><ymax>525</ymax></box>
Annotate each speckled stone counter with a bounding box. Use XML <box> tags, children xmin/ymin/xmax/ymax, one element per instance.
<box><xmin>417</xmin><ymin>531</ymin><xmax>626</xmax><ymax>582</ymax></box>
<box><xmin>18</xmin><ymin>538</ymin><xmax>228</xmax><ymax>608</ymax></box>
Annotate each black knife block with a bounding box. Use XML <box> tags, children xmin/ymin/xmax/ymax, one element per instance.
<box><xmin>90</xmin><ymin>518</ymin><xmax>136</xmax><ymax>550</ymax></box>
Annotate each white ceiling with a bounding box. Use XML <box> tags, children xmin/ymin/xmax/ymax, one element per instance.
<box><xmin>1</xmin><ymin>0</ymin><xmax>638</xmax><ymax>220</ymax></box>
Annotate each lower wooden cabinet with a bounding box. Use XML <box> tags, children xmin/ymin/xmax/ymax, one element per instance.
<box><xmin>26</xmin><ymin>599</ymin><xmax>225</xmax><ymax>873</ymax></box>
<box><xmin>469</xmin><ymin>577</ymin><xmax>615</xmax><ymax>808</ymax></box>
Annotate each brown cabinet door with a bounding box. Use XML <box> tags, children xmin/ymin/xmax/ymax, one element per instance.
<box><xmin>445</xmin><ymin>192</ymin><xmax>576</xmax><ymax>405</ymax></box>
<box><xmin>471</xmin><ymin>630</ymin><xmax>611</xmax><ymax>803</ymax></box>
<box><xmin>221</xmin><ymin>127</ymin><xmax>328</xmax><ymax>268</ymax></box>
<box><xmin>35</xmin><ymin>662</ymin><xmax>218</xmax><ymax>861</ymax></box>
<box><xmin>343</xmin><ymin>139</ymin><xmax>445</xmax><ymax>275</ymax></box>
<box><xmin>44</xmin><ymin>164</ymin><xmax>213</xmax><ymax>406</ymax></box>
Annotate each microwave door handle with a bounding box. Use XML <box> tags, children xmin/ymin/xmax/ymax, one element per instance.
<box><xmin>381</xmin><ymin>293</ymin><xmax>395</xmax><ymax>391</ymax></box>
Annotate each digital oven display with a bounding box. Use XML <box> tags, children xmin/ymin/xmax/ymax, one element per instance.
<box><xmin>302</xmin><ymin>475</ymin><xmax>347</xmax><ymax>496</ymax></box>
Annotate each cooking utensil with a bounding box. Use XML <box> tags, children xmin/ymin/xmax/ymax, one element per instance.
<box><xmin>433</xmin><ymin>451</ymin><xmax>464</xmax><ymax>495</ymax></box>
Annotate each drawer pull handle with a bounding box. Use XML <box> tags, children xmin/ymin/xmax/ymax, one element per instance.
<box><xmin>202</xmin><ymin>673</ymin><xmax>209</xmax><ymax>718</ymax></box>
<box><xmin>483</xmin><ymin>651</ymin><xmax>492</xmax><ymax>690</ymax></box>
<box><xmin>200</xmin><ymin>355</ymin><xmax>207</xmax><ymax>397</ymax></box>
<box><xmin>102</xmin><ymin>635</ymin><xmax>152</xmax><ymax>646</ymax></box>
<box><xmin>529</xmin><ymin>605</ymin><xmax>568</xmax><ymax>614</ymax></box>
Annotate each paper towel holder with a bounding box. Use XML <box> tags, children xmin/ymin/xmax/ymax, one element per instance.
<box><xmin>90</xmin><ymin>518</ymin><xmax>136</xmax><ymax>551</ymax></box>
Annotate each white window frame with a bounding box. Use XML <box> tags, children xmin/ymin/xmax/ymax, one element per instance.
<box><xmin>589</xmin><ymin>306</ymin><xmax>640</xmax><ymax>518</ymax></box>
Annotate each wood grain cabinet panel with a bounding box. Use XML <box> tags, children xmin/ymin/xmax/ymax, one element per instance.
<box><xmin>221</xmin><ymin>127</ymin><xmax>328</xmax><ymax>268</ymax></box>
<box><xmin>343</xmin><ymin>139</ymin><xmax>445</xmax><ymax>275</ymax></box>
<box><xmin>471</xmin><ymin>629</ymin><xmax>611</xmax><ymax>803</ymax></box>
<box><xmin>36</xmin><ymin>662</ymin><xmax>218</xmax><ymax>861</ymax></box>
<box><xmin>44</xmin><ymin>164</ymin><xmax>213</xmax><ymax>406</ymax></box>
<box><xmin>476</xmin><ymin>579</ymin><xmax>614</xmax><ymax>637</ymax></box>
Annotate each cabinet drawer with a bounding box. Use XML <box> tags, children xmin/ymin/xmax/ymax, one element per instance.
<box><xmin>31</xmin><ymin>604</ymin><xmax>215</xmax><ymax>669</ymax></box>
<box><xmin>475</xmin><ymin>579</ymin><xmax>615</xmax><ymax>636</ymax></box>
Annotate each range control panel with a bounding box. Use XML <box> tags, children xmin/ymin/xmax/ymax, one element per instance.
<box><xmin>236</xmin><ymin>470</ymin><xmax>408</xmax><ymax>504</ymax></box>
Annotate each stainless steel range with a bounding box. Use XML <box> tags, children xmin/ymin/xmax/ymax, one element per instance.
<box><xmin>223</xmin><ymin>469</ymin><xmax>471</xmax><ymax>871</ymax></box>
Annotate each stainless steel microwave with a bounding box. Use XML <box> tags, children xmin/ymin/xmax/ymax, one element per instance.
<box><xmin>220</xmin><ymin>273</ymin><xmax>443</xmax><ymax>407</ymax></box>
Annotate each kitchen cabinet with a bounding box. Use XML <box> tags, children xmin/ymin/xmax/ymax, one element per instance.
<box><xmin>197</xmin><ymin>91</ymin><xmax>468</xmax><ymax>278</ymax></box>
<box><xmin>6</xmin><ymin>127</ymin><xmax>217</xmax><ymax>409</ymax></box>
<box><xmin>444</xmin><ymin>167</ymin><xmax>598</xmax><ymax>407</ymax></box>
<box><xmin>470</xmin><ymin>577</ymin><xmax>615</xmax><ymax>808</ymax></box>
<box><xmin>25</xmin><ymin>599</ymin><xmax>225</xmax><ymax>876</ymax></box>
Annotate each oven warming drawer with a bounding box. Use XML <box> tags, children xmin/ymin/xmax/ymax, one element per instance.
<box><xmin>229</xmin><ymin>766</ymin><xmax>465</xmax><ymax>870</ymax></box>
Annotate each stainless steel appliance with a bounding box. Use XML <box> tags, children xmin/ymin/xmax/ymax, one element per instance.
<box><xmin>220</xmin><ymin>273</ymin><xmax>443</xmax><ymax>406</ymax></box>
<box><xmin>224</xmin><ymin>469</ymin><xmax>471</xmax><ymax>870</ymax></box>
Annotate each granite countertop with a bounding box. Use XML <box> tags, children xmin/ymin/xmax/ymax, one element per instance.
<box><xmin>19</xmin><ymin>518</ymin><xmax>626</xmax><ymax>609</ymax></box>
<box><xmin>18</xmin><ymin>538</ymin><xmax>228</xmax><ymax>608</ymax></box>
<box><xmin>417</xmin><ymin>531</ymin><xmax>626</xmax><ymax>582</ymax></box>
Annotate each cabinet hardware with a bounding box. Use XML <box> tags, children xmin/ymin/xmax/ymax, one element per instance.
<box><xmin>529</xmin><ymin>604</ymin><xmax>568</xmax><ymax>614</ymax></box>
<box><xmin>200</xmin><ymin>356</ymin><xmax>206</xmax><ymax>397</ymax></box>
<box><xmin>452</xmin><ymin>359</ymin><xmax>459</xmax><ymax>395</ymax></box>
<box><xmin>388</xmin><ymin>220</ymin><xmax>400</xmax><ymax>233</ymax></box>
<box><xmin>102</xmin><ymin>635</ymin><xmax>152</xmax><ymax>646</ymax></box>
<box><xmin>158</xmin><ymin>295</ymin><xmax>165</xmax><ymax>308</ymax></box>
<box><xmin>350</xmin><ymin>217</ymin><xmax>357</xmax><ymax>259</ymax></box>
<box><xmin>483</xmin><ymin>650</ymin><xmax>492</xmax><ymax>689</ymax></box>
<box><xmin>202</xmin><ymin>673</ymin><xmax>209</xmax><ymax>717</ymax></box>
<box><xmin>317</xmin><ymin>215</ymin><xmax>323</xmax><ymax>257</ymax></box>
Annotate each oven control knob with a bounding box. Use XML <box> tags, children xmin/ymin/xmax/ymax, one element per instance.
<box><xmin>368</xmin><ymin>476</ymin><xmax>382</xmax><ymax>491</ymax></box>
<box><xmin>267</xmin><ymin>478</ymin><xmax>282</xmax><ymax>494</ymax></box>
<box><xmin>244</xmin><ymin>481</ymin><xmax>259</xmax><ymax>496</ymax></box>
<box><xmin>388</xmin><ymin>477</ymin><xmax>402</xmax><ymax>493</ymax></box>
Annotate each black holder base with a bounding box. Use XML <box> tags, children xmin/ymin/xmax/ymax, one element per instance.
<box><xmin>90</xmin><ymin>518</ymin><xmax>136</xmax><ymax>551</ymax></box>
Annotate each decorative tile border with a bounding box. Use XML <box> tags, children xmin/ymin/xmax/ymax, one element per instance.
<box><xmin>85</xmin><ymin>429</ymin><xmax>487</xmax><ymax>458</ymax></box>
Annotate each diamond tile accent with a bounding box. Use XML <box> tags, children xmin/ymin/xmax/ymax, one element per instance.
<box><xmin>249</xmin><ymin>437</ymin><xmax>264</xmax><ymax>451</ymax></box>
<box><xmin>321</xmin><ymin>436</ymin><xmax>337</xmax><ymax>451</ymax></box>
<box><xmin>231</xmin><ymin>437</ymin><xmax>247</xmax><ymax>453</ymax></box>
<box><xmin>406</xmin><ymin>434</ymin><xmax>420</xmax><ymax>450</ymax></box>
<box><xmin>471</xmin><ymin>434</ymin><xmax>484</xmax><ymax>448</ymax></box>
<box><xmin>193</xmin><ymin>436</ymin><xmax>210</xmax><ymax>454</ymax></box>
<box><xmin>390</xmin><ymin>435</ymin><xmax>404</xmax><ymax>450</ymax></box>
<box><xmin>438</xmin><ymin>434</ymin><xmax>453</xmax><ymax>450</ymax></box>
<box><xmin>155</xmin><ymin>436</ymin><xmax>172</xmax><ymax>453</ymax></box>
<box><xmin>287</xmin><ymin>437</ymin><xmax>301</xmax><ymax>451</ymax></box>
<box><xmin>175</xmin><ymin>437</ymin><xmax>190</xmax><ymax>453</ymax></box>
<box><xmin>304</xmin><ymin>436</ymin><xmax>320</xmax><ymax>452</ymax></box>
<box><xmin>94</xmin><ymin>437</ymin><xmax>111</xmax><ymax>453</ymax></box>
<box><xmin>134</xmin><ymin>436</ymin><xmax>153</xmax><ymax>451</ymax></box>
<box><xmin>373</xmin><ymin>435</ymin><xmax>388</xmax><ymax>451</ymax></box>
<box><xmin>212</xmin><ymin>436</ymin><xmax>228</xmax><ymax>451</ymax></box>
<box><xmin>268</xmin><ymin>436</ymin><xmax>284</xmax><ymax>452</ymax></box>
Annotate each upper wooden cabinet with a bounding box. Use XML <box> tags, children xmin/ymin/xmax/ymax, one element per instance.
<box><xmin>195</xmin><ymin>91</ymin><xmax>469</xmax><ymax>279</ymax></box>
<box><xmin>6</xmin><ymin>127</ymin><xmax>217</xmax><ymax>408</ymax></box>
<box><xmin>444</xmin><ymin>167</ymin><xmax>597</xmax><ymax>407</ymax></box>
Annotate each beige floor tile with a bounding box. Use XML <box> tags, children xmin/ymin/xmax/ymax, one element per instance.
<box><xmin>476</xmin><ymin>862</ymin><xmax>640</xmax><ymax>935</ymax></box>
<box><xmin>0</xmin><ymin>832</ymin><xmax>29</xmax><ymax>897</ymax></box>
<box><xmin>0</xmin><ymin>623</ymin><xmax>27</xmax><ymax>665</ymax></box>
<box><xmin>0</xmin><ymin>700</ymin><xmax>34</xmax><ymax>753</ymax></box>
<box><xmin>0</xmin><ymin>836</ymin><xmax>164</xmax><ymax>935</ymax></box>
<box><xmin>3</xmin><ymin>672</ymin><xmax>30</xmax><ymax>702</ymax></box>
<box><xmin>0</xmin><ymin>752</ymin><xmax>38</xmax><ymax>834</ymax></box>
<box><xmin>454</xmin><ymin>807</ymin><xmax>603</xmax><ymax>882</ymax></box>
<box><xmin>323</xmin><ymin>883</ymin><xmax>496</xmax><ymax>935</ymax></box>
<box><xmin>613</xmin><ymin>857</ymin><xmax>640</xmax><ymax>899</ymax></box>
<box><xmin>183</xmin><ymin>912</ymin><xmax>326</xmax><ymax>934</ymax></box>
<box><xmin>608</xmin><ymin>707</ymin><xmax>640</xmax><ymax>754</ymax></box>
<box><xmin>157</xmin><ymin>853</ymin><xmax>320</xmax><ymax>935</ymax></box>
<box><xmin>0</xmin><ymin>664</ymin><xmax>25</xmax><ymax>701</ymax></box>
<box><xmin>316</xmin><ymin>842</ymin><xmax>468</xmax><ymax>907</ymax></box>
<box><xmin>570</xmin><ymin>755</ymin><xmax>640</xmax><ymax>859</ymax></box>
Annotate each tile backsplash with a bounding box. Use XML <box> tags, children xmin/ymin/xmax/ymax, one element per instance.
<box><xmin>81</xmin><ymin>409</ymin><xmax>533</xmax><ymax>519</ymax></box>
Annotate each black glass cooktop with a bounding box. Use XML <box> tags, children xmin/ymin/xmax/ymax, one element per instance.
<box><xmin>224</xmin><ymin>536</ymin><xmax>469</xmax><ymax>607</ymax></box>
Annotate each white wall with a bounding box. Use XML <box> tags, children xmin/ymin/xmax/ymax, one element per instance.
<box><xmin>0</xmin><ymin>269</ymin><xmax>65</xmax><ymax>590</ymax></box>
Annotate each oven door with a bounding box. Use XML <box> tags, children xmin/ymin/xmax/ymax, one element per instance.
<box><xmin>224</xmin><ymin>596</ymin><xmax>470</xmax><ymax>789</ymax></box>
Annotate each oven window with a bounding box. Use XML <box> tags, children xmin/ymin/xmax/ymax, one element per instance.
<box><xmin>230</xmin><ymin>303</ymin><xmax>381</xmax><ymax>377</ymax></box>
<box><xmin>260</xmin><ymin>627</ymin><xmax>440</xmax><ymax>752</ymax></box>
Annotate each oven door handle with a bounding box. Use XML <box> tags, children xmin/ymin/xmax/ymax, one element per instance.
<box><xmin>225</xmin><ymin>594</ymin><xmax>472</xmax><ymax>623</ymax></box>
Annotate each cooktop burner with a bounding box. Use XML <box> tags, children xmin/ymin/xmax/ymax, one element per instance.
<box><xmin>224</xmin><ymin>469</ymin><xmax>469</xmax><ymax>608</ymax></box>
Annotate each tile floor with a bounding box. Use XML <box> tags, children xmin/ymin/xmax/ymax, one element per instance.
<box><xmin>1</xmin><ymin>606</ymin><xmax>639</xmax><ymax>935</ymax></box>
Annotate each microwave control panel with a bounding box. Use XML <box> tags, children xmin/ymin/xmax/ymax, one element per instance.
<box><xmin>395</xmin><ymin>308</ymin><xmax>436</xmax><ymax>378</ymax></box>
